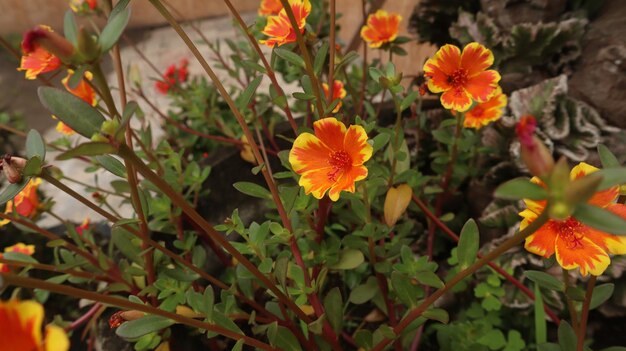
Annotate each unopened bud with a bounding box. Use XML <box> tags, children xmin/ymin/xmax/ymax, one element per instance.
<box><xmin>119</xmin><ymin>310</ymin><xmax>144</xmax><ymax>321</ymax></box>
<box><xmin>516</xmin><ymin>116</ymin><xmax>554</xmax><ymax>178</ymax></box>
<box><xmin>35</xmin><ymin>28</ymin><xmax>75</xmax><ymax>61</ymax></box>
<box><xmin>384</xmin><ymin>184</ymin><xmax>413</xmax><ymax>227</ymax></box>
<box><xmin>175</xmin><ymin>305</ymin><xmax>204</xmax><ymax>318</ymax></box>
<box><xmin>77</xmin><ymin>27</ymin><xmax>100</xmax><ymax>62</ymax></box>
<box><xmin>1</xmin><ymin>155</ymin><xmax>27</xmax><ymax>184</ymax></box>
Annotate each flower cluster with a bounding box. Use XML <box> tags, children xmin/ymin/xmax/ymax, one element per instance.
<box><xmin>521</xmin><ymin>163</ymin><xmax>626</xmax><ymax>276</ymax></box>
<box><xmin>289</xmin><ymin>118</ymin><xmax>372</xmax><ymax>201</ymax></box>
<box><xmin>155</xmin><ymin>59</ymin><xmax>190</xmax><ymax>94</ymax></box>
<box><xmin>260</xmin><ymin>0</ymin><xmax>311</xmax><ymax>47</ymax></box>
<box><xmin>424</xmin><ymin>42</ymin><xmax>504</xmax><ymax>128</ymax></box>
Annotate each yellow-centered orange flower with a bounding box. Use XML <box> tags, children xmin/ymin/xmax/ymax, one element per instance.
<box><xmin>360</xmin><ymin>10</ymin><xmax>402</xmax><ymax>48</ymax></box>
<box><xmin>0</xmin><ymin>178</ymin><xmax>42</xmax><ymax>227</ymax></box>
<box><xmin>0</xmin><ymin>300</ymin><xmax>69</xmax><ymax>351</ymax></box>
<box><xmin>18</xmin><ymin>26</ymin><xmax>62</xmax><ymax>80</ymax></box>
<box><xmin>462</xmin><ymin>86</ymin><xmax>507</xmax><ymax>129</ymax></box>
<box><xmin>289</xmin><ymin>118</ymin><xmax>372</xmax><ymax>201</ymax></box>
<box><xmin>260</xmin><ymin>0</ymin><xmax>311</xmax><ymax>47</ymax></box>
<box><xmin>520</xmin><ymin>162</ymin><xmax>626</xmax><ymax>276</ymax></box>
<box><xmin>259</xmin><ymin>0</ymin><xmax>282</xmax><ymax>16</ymax></box>
<box><xmin>423</xmin><ymin>42</ymin><xmax>500</xmax><ymax>112</ymax></box>
<box><xmin>0</xmin><ymin>243</ymin><xmax>35</xmax><ymax>273</ymax></box>
<box><xmin>322</xmin><ymin>80</ymin><xmax>347</xmax><ymax>113</ymax></box>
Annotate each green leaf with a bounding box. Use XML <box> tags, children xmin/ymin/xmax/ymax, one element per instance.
<box><xmin>56</xmin><ymin>142</ymin><xmax>116</xmax><ymax>160</ymax></box>
<box><xmin>504</xmin><ymin>330</ymin><xmax>526</xmax><ymax>351</ymax></box>
<box><xmin>598</xmin><ymin>145</ymin><xmax>620</xmax><ymax>168</ymax></box>
<box><xmin>525</xmin><ymin>271</ymin><xmax>564</xmax><ymax>291</ymax></box>
<box><xmin>457</xmin><ymin>219</ymin><xmax>479</xmax><ymax>270</ymax></box>
<box><xmin>3</xmin><ymin>251</ymin><xmax>38</xmax><ymax>264</ymax></box>
<box><xmin>38</xmin><ymin>87</ymin><xmax>105</xmax><ymax>138</ymax></box>
<box><xmin>595</xmin><ymin>167</ymin><xmax>626</xmax><ymax>190</ymax></box>
<box><xmin>534</xmin><ymin>283</ymin><xmax>547</xmax><ymax>344</ymax></box>
<box><xmin>557</xmin><ymin>321</ymin><xmax>577</xmax><ymax>351</ymax></box>
<box><xmin>292</xmin><ymin>92</ymin><xmax>316</xmax><ymax>101</ymax></box>
<box><xmin>22</xmin><ymin>157</ymin><xmax>42</xmax><ymax>177</ymax></box>
<box><xmin>477</xmin><ymin>329</ymin><xmax>506</xmax><ymax>350</ymax></box>
<box><xmin>96</xmin><ymin>155</ymin><xmax>127</xmax><ymax>178</ymax></box>
<box><xmin>111</xmin><ymin>227</ymin><xmax>141</xmax><ymax>264</ymax></box>
<box><xmin>495</xmin><ymin>178</ymin><xmax>547</xmax><ymax>200</ymax></box>
<box><xmin>115</xmin><ymin>315</ymin><xmax>174</xmax><ymax>339</ymax></box>
<box><xmin>600</xmin><ymin>347</ymin><xmax>626</xmax><ymax>351</ymax></box>
<box><xmin>26</xmin><ymin>130</ymin><xmax>45</xmax><ymax>161</ymax></box>
<box><xmin>0</xmin><ymin>177</ymin><xmax>30</xmax><ymax>205</ymax></box>
<box><xmin>314</xmin><ymin>42</ymin><xmax>328</xmax><ymax>75</ymax></box>
<box><xmin>589</xmin><ymin>283</ymin><xmax>614</xmax><ymax>310</ymax></box>
<box><xmin>415</xmin><ymin>270</ymin><xmax>444</xmax><ymax>289</ymax></box>
<box><xmin>335</xmin><ymin>51</ymin><xmax>358</xmax><ymax>71</ymax></box>
<box><xmin>110</xmin><ymin>0</ymin><xmax>131</xmax><ymax>19</ymax></box>
<box><xmin>349</xmin><ymin>277</ymin><xmax>378</xmax><ymax>304</ymax></box>
<box><xmin>573</xmin><ymin>204</ymin><xmax>626</xmax><ymax>235</ymax></box>
<box><xmin>99</xmin><ymin>8</ymin><xmax>131</xmax><ymax>52</ymax></box>
<box><xmin>391</xmin><ymin>272</ymin><xmax>419</xmax><ymax>307</ymax></box>
<box><xmin>372</xmin><ymin>133</ymin><xmax>391</xmax><ymax>153</ymax></box>
<box><xmin>63</xmin><ymin>10</ymin><xmax>78</xmax><ymax>45</ymax></box>
<box><xmin>422</xmin><ymin>308</ymin><xmax>449</xmax><ymax>324</ymax></box>
<box><xmin>400</xmin><ymin>90</ymin><xmax>420</xmax><ymax>111</ymax></box>
<box><xmin>268</xmin><ymin>323</ymin><xmax>302</xmax><ymax>351</ymax></box>
<box><xmin>323</xmin><ymin>287</ymin><xmax>343</xmax><ymax>334</ymax></box>
<box><xmin>274</xmin><ymin>48</ymin><xmax>305</xmax><ymax>68</ymax></box>
<box><xmin>233</xmin><ymin>182</ymin><xmax>271</xmax><ymax>199</ymax></box>
<box><xmin>537</xmin><ymin>343</ymin><xmax>561</xmax><ymax>351</ymax></box>
<box><xmin>115</xmin><ymin>100</ymin><xmax>139</xmax><ymax>140</ymax></box>
<box><xmin>329</xmin><ymin>249</ymin><xmax>364</xmax><ymax>270</ymax></box>
<box><xmin>236</xmin><ymin>75</ymin><xmax>263</xmax><ymax>110</ymax></box>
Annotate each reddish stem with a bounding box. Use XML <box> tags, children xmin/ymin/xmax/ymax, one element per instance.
<box><xmin>66</xmin><ymin>303</ymin><xmax>103</xmax><ymax>331</ymax></box>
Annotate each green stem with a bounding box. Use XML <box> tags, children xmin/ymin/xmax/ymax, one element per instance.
<box><xmin>577</xmin><ymin>276</ymin><xmax>596</xmax><ymax>351</ymax></box>
<box><xmin>277</xmin><ymin>0</ymin><xmax>325</xmax><ymax>116</ymax></box>
<box><xmin>0</xmin><ymin>274</ymin><xmax>276</xmax><ymax>351</ymax></box>
<box><xmin>371</xmin><ymin>210</ymin><xmax>551</xmax><ymax>350</ymax></box>
<box><xmin>90</xmin><ymin>63</ymin><xmax>119</xmax><ymax>118</ymax></box>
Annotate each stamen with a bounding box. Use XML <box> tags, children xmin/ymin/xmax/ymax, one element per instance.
<box><xmin>446</xmin><ymin>68</ymin><xmax>468</xmax><ymax>87</ymax></box>
<box><xmin>553</xmin><ymin>218</ymin><xmax>585</xmax><ymax>249</ymax></box>
<box><xmin>327</xmin><ymin>150</ymin><xmax>351</xmax><ymax>182</ymax></box>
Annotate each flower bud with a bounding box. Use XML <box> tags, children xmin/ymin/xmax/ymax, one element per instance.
<box><xmin>77</xmin><ymin>27</ymin><xmax>100</xmax><ymax>62</ymax></box>
<box><xmin>516</xmin><ymin>115</ymin><xmax>554</xmax><ymax>178</ymax></box>
<box><xmin>384</xmin><ymin>184</ymin><xmax>413</xmax><ymax>227</ymax></box>
<box><xmin>23</xmin><ymin>26</ymin><xmax>75</xmax><ymax>61</ymax></box>
<box><xmin>175</xmin><ymin>305</ymin><xmax>203</xmax><ymax>318</ymax></box>
<box><xmin>1</xmin><ymin>155</ymin><xmax>27</xmax><ymax>184</ymax></box>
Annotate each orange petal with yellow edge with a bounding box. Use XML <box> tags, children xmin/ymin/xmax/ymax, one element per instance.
<box><xmin>343</xmin><ymin>124</ymin><xmax>372</xmax><ymax>166</ymax></box>
<box><xmin>440</xmin><ymin>88</ymin><xmax>472</xmax><ymax>111</ymax></box>
<box><xmin>585</xmin><ymin>204</ymin><xmax>626</xmax><ymax>254</ymax></box>
<box><xmin>464</xmin><ymin>70</ymin><xmax>500</xmax><ymax>102</ymax></box>
<box><xmin>523</xmin><ymin>218</ymin><xmax>558</xmax><ymax>258</ymax></box>
<box><xmin>328</xmin><ymin>165</ymin><xmax>368</xmax><ymax>201</ymax></box>
<box><xmin>313</xmin><ymin>117</ymin><xmax>347</xmax><ymax>151</ymax></box>
<box><xmin>461</xmin><ymin>42</ymin><xmax>495</xmax><ymax>76</ymax></box>
<box><xmin>289</xmin><ymin>133</ymin><xmax>333</xmax><ymax>174</ymax></box>
<box><xmin>555</xmin><ymin>235</ymin><xmax>609</xmax><ymax>276</ymax></box>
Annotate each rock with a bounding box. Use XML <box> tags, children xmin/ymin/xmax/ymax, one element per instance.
<box><xmin>569</xmin><ymin>0</ymin><xmax>626</xmax><ymax>128</ymax></box>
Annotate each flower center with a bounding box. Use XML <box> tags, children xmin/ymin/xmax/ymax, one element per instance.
<box><xmin>447</xmin><ymin>68</ymin><xmax>468</xmax><ymax>88</ymax></box>
<box><xmin>327</xmin><ymin>150</ymin><xmax>351</xmax><ymax>182</ymax></box>
<box><xmin>553</xmin><ymin>217</ymin><xmax>585</xmax><ymax>249</ymax></box>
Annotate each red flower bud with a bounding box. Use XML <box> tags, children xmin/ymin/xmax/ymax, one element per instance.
<box><xmin>516</xmin><ymin>115</ymin><xmax>554</xmax><ymax>178</ymax></box>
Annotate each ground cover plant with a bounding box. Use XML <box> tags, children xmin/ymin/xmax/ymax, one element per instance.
<box><xmin>1</xmin><ymin>0</ymin><xmax>626</xmax><ymax>350</ymax></box>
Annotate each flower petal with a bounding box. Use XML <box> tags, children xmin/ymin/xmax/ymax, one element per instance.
<box><xmin>44</xmin><ymin>324</ymin><xmax>70</xmax><ymax>351</ymax></box>
<box><xmin>464</xmin><ymin>70</ymin><xmax>500</xmax><ymax>103</ymax></box>
<box><xmin>289</xmin><ymin>132</ymin><xmax>332</xmax><ymax>174</ymax></box>
<box><xmin>585</xmin><ymin>204</ymin><xmax>626</xmax><ymax>254</ymax></box>
<box><xmin>571</xmin><ymin>162</ymin><xmax>619</xmax><ymax>207</ymax></box>
<box><xmin>440</xmin><ymin>88</ymin><xmax>472</xmax><ymax>111</ymax></box>
<box><xmin>463</xmin><ymin>87</ymin><xmax>507</xmax><ymax>129</ymax></box>
<box><xmin>426</xmin><ymin>44</ymin><xmax>462</xmax><ymax>76</ymax></box>
<box><xmin>0</xmin><ymin>300</ymin><xmax>40</xmax><ymax>350</ymax></box>
<box><xmin>555</xmin><ymin>235</ymin><xmax>610</xmax><ymax>276</ymax></box>
<box><xmin>313</xmin><ymin>117</ymin><xmax>347</xmax><ymax>151</ymax></box>
<box><xmin>523</xmin><ymin>215</ymin><xmax>558</xmax><ymax>258</ymax></box>
<box><xmin>343</xmin><ymin>125</ymin><xmax>372</xmax><ymax>166</ymax></box>
<box><xmin>328</xmin><ymin>165</ymin><xmax>368</xmax><ymax>201</ymax></box>
<box><xmin>299</xmin><ymin>167</ymin><xmax>334</xmax><ymax>199</ymax></box>
<box><xmin>461</xmin><ymin>42</ymin><xmax>494</xmax><ymax>76</ymax></box>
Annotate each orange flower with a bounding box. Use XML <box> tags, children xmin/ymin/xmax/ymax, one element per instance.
<box><xmin>62</xmin><ymin>70</ymin><xmax>96</xmax><ymax>106</ymax></box>
<box><xmin>55</xmin><ymin>122</ymin><xmax>75</xmax><ymax>136</ymax></box>
<box><xmin>322</xmin><ymin>80</ymin><xmax>347</xmax><ymax>113</ymax></box>
<box><xmin>76</xmin><ymin>217</ymin><xmax>90</xmax><ymax>235</ymax></box>
<box><xmin>0</xmin><ymin>243</ymin><xmax>35</xmax><ymax>273</ymax></box>
<box><xmin>260</xmin><ymin>0</ymin><xmax>311</xmax><ymax>47</ymax></box>
<box><xmin>0</xmin><ymin>300</ymin><xmax>69</xmax><ymax>351</ymax></box>
<box><xmin>360</xmin><ymin>10</ymin><xmax>402</xmax><ymax>48</ymax></box>
<box><xmin>289</xmin><ymin>118</ymin><xmax>372</xmax><ymax>201</ymax></box>
<box><xmin>423</xmin><ymin>42</ymin><xmax>501</xmax><ymax>112</ymax></box>
<box><xmin>18</xmin><ymin>26</ymin><xmax>62</xmax><ymax>80</ymax></box>
<box><xmin>521</xmin><ymin>162</ymin><xmax>626</xmax><ymax>276</ymax></box>
<box><xmin>70</xmin><ymin>0</ymin><xmax>97</xmax><ymax>12</ymax></box>
<box><xmin>0</xmin><ymin>178</ymin><xmax>42</xmax><ymax>227</ymax></box>
<box><xmin>259</xmin><ymin>0</ymin><xmax>282</xmax><ymax>16</ymax></box>
<box><xmin>462</xmin><ymin>86</ymin><xmax>507</xmax><ymax>129</ymax></box>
